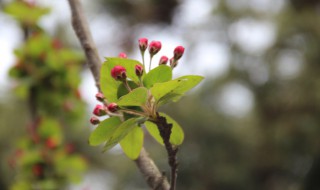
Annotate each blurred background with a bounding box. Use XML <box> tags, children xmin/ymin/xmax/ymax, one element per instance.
<box><xmin>1</xmin><ymin>0</ymin><xmax>320</xmax><ymax>189</ymax></box>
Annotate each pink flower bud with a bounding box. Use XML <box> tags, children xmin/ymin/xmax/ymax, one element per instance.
<box><xmin>46</xmin><ymin>137</ymin><xmax>57</xmax><ymax>149</ymax></box>
<box><xmin>173</xmin><ymin>46</ymin><xmax>185</xmax><ymax>60</ymax></box>
<box><xmin>90</xmin><ymin>116</ymin><xmax>100</xmax><ymax>125</ymax></box>
<box><xmin>159</xmin><ymin>56</ymin><xmax>169</xmax><ymax>65</ymax></box>
<box><xmin>135</xmin><ymin>64</ymin><xmax>144</xmax><ymax>77</ymax></box>
<box><xmin>111</xmin><ymin>65</ymin><xmax>127</xmax><ymax>81</ymax></box>
<box><xmin>107</xmin><ymin>103</ymin><xmax>118</xmax><ymax>112</ymax></box>
<box><xmin>149</xmin><ymin>41</ymin><xmax>162</xmax><ymax>56</ymax></box>
<box><xmin>139</xmin><ymin>38</ymin><xmax>148</xmax><ymax>52</ymax></box>
<box><xmin>93</xmin><ymin>104</ymin><xmax>107</xmax><ymax>116</ymax></box>
<box><xmin>95</xmin><ymin>92</ymin><xmax>105</xmax><ymax>102</ymax></box>
<box><xmin>170</xmin><ymin>57</ymin><xmax>178</xmax><ymax>68</ymax></box>
<box><xmin>118</xmin><ymin>52</ymin><xmax>127</xmax><ymax>58</ymax></box>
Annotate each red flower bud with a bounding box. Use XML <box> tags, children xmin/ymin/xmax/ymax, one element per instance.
<box><xmin>159</xmin><ymin>56</ymin><xmax>169</xmax><ymax>65</ymax></box>
<box><xmin>52</xmin><ymin>39</ymin><xmax>63</xmax><ymax>49</ymax></box>
<box><xmin>65</xmin><ymin>143</ymin><xmax>75</xmax><ymax>154</ymax></box>
<box><xmin>93</xmin><ymin>105</ymin><xmax>107</xmax><ymax>116</ymax></box>
<box><xmin>46</xmin><ymin>137</ymin><xmax>57</xmax><ymax>149</ymax></box>
<box><xmin>118</xmin><ymin>52</ymin><xmax>127</xmax><ymax>58</ymax></box>
<box><xmin>173</xmin><ymin>46</ymin><xmax>185</xmax><ymax>60</ymax></box>
<box><xmin>32</xmin><ymin>164</ymin><xmax>43</xmax><ymax>177</ymax></box>
<box><xmin>170</xmin><ymin>57</ymin><xmax>178</xmax><ymax>68</ymax></box>
<box><xmin>111</xmin><ymin>65</ymin><xmax>127</xmax><ymax>81</ymax></box>
<box><xmin>95</xmin><ymin>92</ymin><xmax>105</xmax><ymax>102</ymax></box>
<box><xmin>149</xmin><ymin>41</ymin><xmax>162</xmax><ymax>56</ymax></box>
<box><xmin>107</xmin><ymin>103</ymin><xmax>118</xmax><ymax>112</ymax></box>
<box><xmin>90</xmin><ymin>116</ymin><xmax>100</xmax><ymax>125</ymax></box>
<box><xmin>135</xmin><ymin>64</ymin><xmax>144</xmax><ymax>77</ymax></box>
<box><xmin>138</xmin><ymin>38</ymin><xmax>148</xmax><ymax>52</ymax></box>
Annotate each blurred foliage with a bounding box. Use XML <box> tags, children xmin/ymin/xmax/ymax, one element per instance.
<box><xmin>2</xmin><ymin>1</ymin><xmax>88</xmax><ymax>189</ymax></box>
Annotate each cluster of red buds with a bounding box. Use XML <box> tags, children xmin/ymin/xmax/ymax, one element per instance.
<box><xmin>90</xmin><ymin>61</ymin><xmax>145</xmax><ymax>125</ymax></box>
<box><xmin>90</xmin><ymin>38</ymin><xmax>185</xmax><ymax>125</ymax></box>
<box><xmin>138</xmin><ymin>37</ymin><xmax>185</xmax><ymax>70</ymax></box>
<box><xmin>90</xmin><ymin>92</ymin><xmax>120</xmax><ymax>125</ymax></box>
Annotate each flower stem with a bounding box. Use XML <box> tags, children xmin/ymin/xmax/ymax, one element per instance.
<box><xmin>149</xmin><ymin>54</ymin><xmax>153</xmax><ymax>72</ymax></box>
<box><xmin>141</xmin><ymin>51</ymin><xmax>145</xmax><ymax>69</ymax></box>
<box><xmin>121</xmin><ymin>108</ymin><xmax>148</xmax><ymax>117</ymax></box>
<box><xmin>123</xmin><ymin>80</ymin><xmax>132</xmax><ymax>92</ymax></box>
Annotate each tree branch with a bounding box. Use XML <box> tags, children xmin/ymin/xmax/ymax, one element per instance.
<box><xmin>135</xmin><ymin>148</ymin><xmax>170</xmax><ymax>190</ymax></box>
<box><xmin>67</xmin><ymin>0</ymin><xmax>170</xmax><ymax>189</ymax></box>
<box><xmin>67</xmin><ymin>0</ymin><xmax>101</xmax><ymax>91</ymax></box>
<box><xmin>154</xmin><ymin>113</ymin><xmax>179</xmax><ymax>190</ymax></box>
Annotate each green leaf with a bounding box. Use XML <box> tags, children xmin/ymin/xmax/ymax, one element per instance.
<box><xmin>37</xmin><ymin>117</ymin><xmax>62</xmax><ymax>139</ymax></box>
<box><xmin>150</xmin><ymin>80</ymin><xmax>182</xmax><ymax>101</ymax></box>
<box><xmin>120</xmin><ymin>126</ymin><xmax>144</xmax><ymax>159</ymax></box>
<box><xmin>103</xmin><ymin>118</ymin><xmax>138</xmax><ymax>151</ymax></box>
<box><xmin>145</xmin><ymin>113</ymin><xmax>184</xmax><ymax>145</ymax></box>
<box><xmin>158</xmin><ymin>75</ymin><xmax>204</xmax><ymax>105</ymax></box>
<box><xmin>117</xmin><ymin>87</ymin><xmax>148</xmax><ymax>106</ymax></box>
<box><xmin>143</xmin><ymin>65</ymin><xmax>172</xmax><ymax>88</ymax></box>
<box><xmin>89</xmin><ymin>117</ymin><xmax>121</xmax><ymax>146</ymax></box>
<box><xmin>100</xmin><ymin>58</ymin><xmax>143</xmax><ymax>102</ymax></box>
<box><xmin>145</xmin><ymin>121</ymin><xmax>164</xmax><ymax>145</ymax></box>
<box><xmin>170</xmin><ymin>75</ymin><xmax>204</xmax><ymax>94</ymax></box>
<box><xmin>160</xmin><ymin>113</ymin><xmax>184</xmax><ymax>145</ymax></box>
<box><xmin>4</xmin><ymin>1</ymin><xmax>50</xmax><ymax>24</ymax></box>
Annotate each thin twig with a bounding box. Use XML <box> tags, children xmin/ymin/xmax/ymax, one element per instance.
<box><xmin>67</xmin><ymin>1</ymin><xmax>170</xmax><ymax>189</ymax></box>
<box><xmin>154</xmin><ymin>113</ymin><xmax>179</xmax><ymax>190</ymax></box>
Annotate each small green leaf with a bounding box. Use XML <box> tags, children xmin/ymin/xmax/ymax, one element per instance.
<box><xmin>158</xmin><ymin>75</ymin><xmax>204</xmax><ymax>105</ymax></box>
<box><xmin>160</xmin><ymin>113</ymin><xmax>184</xmax><ymax>145</ymax></box>
<box><xmin>4</xmin><ymin>1</ymin><xmax>50</xmax><ymax>24</ymax></box>
<box><xmin>143</xmin><ymin>65</ymin><xmax>172</xmax><ymax>88</ymax></box>
<box><xmin>120</xmin><ymin>126</ymin><xmax>144</xmax><ymax>159</ymax></box>
<box><xmin>145</xmin><ymin>121</ymin><xmax>164</xmax><ymax>145</ymax></box>
<box><xmin>117</xmin><ymin>87</ymin><xmax>148</xmax><ymax>106</ymax></box>
<box><xmin>171</xmin><ymin>75</ymin><xmax>204</xmax><ymax>94</ymax></box>
<box><xmin>150</xmin><ymin>80</ymin><xmax>182</xmax><ymax>101</ymax></box>
<box><xmin>100</xmin><ymin>58</ymin><xmax>143</xmax><ymax>102</ymax></box>
<box><xmin>103</xmin><ymin>118</ymin><xmax>138</xmax><ymax>151</ymax></box>
<box><xmin>89</xmin><ymin>117</ymin><xmax>121</xmax><ymax>146</ymax></box>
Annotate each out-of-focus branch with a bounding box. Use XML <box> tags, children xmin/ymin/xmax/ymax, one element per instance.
<box><xmin>135</xmin><ymin>148</ymin><xmax>170</xmax><ymax>190</ymax></box>
<box><xmin>67</xmin><ymin>0</ymin><xmax>170</xmax><ymax>189</ymax></box>
<box><xmin>67</xmin><ymin>0</ymin><xmax>101</xmax><ymax>90</ymax></box>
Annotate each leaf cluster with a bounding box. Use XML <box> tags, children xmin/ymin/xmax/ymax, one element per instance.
<box><xmin>90</xmin><ymin>57</ymin><xmax>203</xmax><ymax>159</ymax></box>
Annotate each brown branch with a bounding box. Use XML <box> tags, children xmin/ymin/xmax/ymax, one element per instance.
<box><xmin>135</xmin><ymin>148</ymin><xmax>170</xmax><ymax>190</ymax></box>
<box><xmin>67</xmin><ymin>0</ymin><xmax>101</xmax><ymax>91</ymax></box>
<box><xmin>67</xmin><ymin>0</ymin><xmax>170</xmax><ymax>189</ymax></box>
<box><xmin>154</xmin><ymin>113</ymin><xmax>179</xmax><ymax>190</ymax></box>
